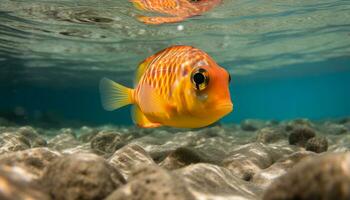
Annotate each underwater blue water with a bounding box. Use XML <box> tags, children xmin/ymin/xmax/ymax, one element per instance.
<box><xmin>1</xmin><ymin>59</ymin><xmax>349</xmax><ymax>127</ymax></box>
<box><xmin>229</xmin><ymin>66</ymin><xmax>350</xmax><ymax>123</ymax></box>
<box><xmin>0</xmin><ymin>0</ymin><xmax>349</xmax><ymax>127</ymax></box>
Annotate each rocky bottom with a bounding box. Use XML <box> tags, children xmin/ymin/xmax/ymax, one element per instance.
<box><xmin>0</xmin><ymin>118</ymin><xmax>350</xmax><ymax>200</ymax></box>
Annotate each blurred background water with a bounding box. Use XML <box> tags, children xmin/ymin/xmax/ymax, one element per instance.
<box><xmin>0</xmin><ymin>0</ymin><xmax>349</xmax><ymax>127</ymax></box>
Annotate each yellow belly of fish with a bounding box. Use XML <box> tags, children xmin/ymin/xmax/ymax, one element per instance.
<box><xmin>147</xmin><ymin>113</ymin><xmax>219</xmax><ymax>128</ymax></box>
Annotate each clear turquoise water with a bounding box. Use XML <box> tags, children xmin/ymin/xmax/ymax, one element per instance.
<box><xmin>0</xmin><ymin>0</ymin><xmax>349</xmax><ymax>127</ymax></box>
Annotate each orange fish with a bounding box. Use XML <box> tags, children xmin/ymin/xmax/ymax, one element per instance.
<box><xmin>130</xmin><ymin>0</ymin><xmax>222</xmax><ymax>24</ymax></box>
<box><xmin>99</xmin><ymin>45</ymin><xmax>233</xmax><ymax>128</ymax></box>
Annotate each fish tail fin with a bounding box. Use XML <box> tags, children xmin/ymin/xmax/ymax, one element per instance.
<box><xmin>99</xmin><ymin>78</ymin><xmax>134</xmax><ymax>111</ymax></box>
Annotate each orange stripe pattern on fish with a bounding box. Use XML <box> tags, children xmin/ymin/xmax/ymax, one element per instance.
<box><xmin>99</xmin><ymin>45</ymin><xmax>233</xmax><ymax>128</ymax></box>
<box><xmin>130</xmin><ymin>0</ymin><xmax>222</xmax><ymax>24</ymax></box>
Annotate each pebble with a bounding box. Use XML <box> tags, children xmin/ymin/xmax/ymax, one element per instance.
<box><xmin>0</xmin><ymin>147</ymin><xmax>60</xmax><ymax>181</ymax></box>
<box><xmin>256</xmin><ymin>127</ymin><xmax>286</xmax><ymax>143</ymax></box>
<box><xmin>90</xmin><ymin>130</ymin><xmax>126</xmax><ymax>154</ymax></box>
<box><xmin>108</xmin><ymin>144</ymin><xmax>155</xmax><ymax>180</ymax></box>
<box><xmin>160</xmin><ymin>147</ymin><xmax>208</xmax><ymax>170</ymax></box>
<box><xmin>175</xmin><ymin>163</ymin><xmax>262</xmax><ymax>200</ymax></box>
<box><xmin>263</xmin><ymin>153</ymin><xmax>350</xmax><ymax>200</ymax></box>
<box><xmin>105</xmin><ymin>165</ymin><xmax>195</xmax><ymax>200</ymax></box>
<box><xmin>0</xmin><ymin>132</ymin><xmax>30</xmax><ymax>155</ymax></box>
<box><xmin>288</xmin><ymin>127</ymin><xmax>316</xmax><ymax>147</ymax></box>
<box><xmin>48</xmin><ymin>133</ymin><xmax>81</xmax><ymax>151</ymax></box>
<box><xmin>222</xmin><ymin>142</ymin><xmax>296</xmax><ymax>180</ymax></box>
<box><xmin>17</xmin><ymin>126</ymin><xmax>47</xmax><ymax>147</ymax></box>
<box><xmin>0</xmin><ymin>166</ymin><xmax>50</xmax><ymax>200</ymax></box>
<box><xmin>284</xmin><ymin>118</ymin><xmax>314</xmax><ymax>131</ymax></box>
<box><xmin>305</xmin><ymin>136</ymin><xmax>328</xmax><ymax>153</ymax></box>
<box><xmin>41</xmin><ymin>153</ymin><xmax>125</xmax><ymax>200</ymax></box>
<box><xmin>77</xmin><ymin>126</ymin><xmax>99</xmax><ymax>142</ymax></box>
<box><xmin>252</xmin><ymin>151</ymin><xmax>316</xmax><ymax>188</ymax></box>
<box><xmin>132</xmin><ymin>131</ymin><xmax>204</xmax><ymax>161</ymax></box>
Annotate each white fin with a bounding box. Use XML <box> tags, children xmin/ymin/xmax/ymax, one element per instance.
<box><xmin>99</xmin><ymin>78</ymin><xmax>133</xmax><ymax>111</ymax></box>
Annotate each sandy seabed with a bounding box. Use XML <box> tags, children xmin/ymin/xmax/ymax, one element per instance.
<box><xmin>0</xmin><ymin>118</ymin><xmax>350</xmax><ymax>200</ymax></box>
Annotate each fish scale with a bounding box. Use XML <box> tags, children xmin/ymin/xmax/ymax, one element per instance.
<box><xmin>100</xmin><ymin>45</ymin><xmax>232</xmax><ymax>128</ymax></box>
<box><xmin>138</xmin><ymin>47</ymin><xmax>185</xmax><ymax>100</ymax></box>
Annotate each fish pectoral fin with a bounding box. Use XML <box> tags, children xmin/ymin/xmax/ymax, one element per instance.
<box><xmin>133</xmin><ymin>83</ymin><xmax>169</xmax><ymax>128</ymax></box>
<box><xmin>139</xmin><ymin>84</ymin><xmax>168</xmax><ymax>117</ymax></box>
<box><xmin>137</xmin><ymin>16</ymin><xmax>186</xmax><ymax>25</ymax></box>
<box><xmin>132</xmin><ymin>105</ymin><xmax>162</xmax><ymax>128</ymax></box>
<box><xmin>99</xmin><ymin>78</ymin><xmax>133</xmax><ymax>111</ymax></box>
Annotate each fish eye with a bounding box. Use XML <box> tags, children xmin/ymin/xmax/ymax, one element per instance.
<box><xmin>191</xmin><ymin>68</ymin><xmax>209</xmax><ymax>91</ymax></box>
<box><xmin>193</xmin><ymin>73</ymin><xmax>205</xmax><ymax>84</ymax></box>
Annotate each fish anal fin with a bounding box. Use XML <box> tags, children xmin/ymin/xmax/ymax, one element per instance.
<box><xmin>132</xmin><ymin>105</ymin><xmax>161</xmax><ymax>128</ymax></box>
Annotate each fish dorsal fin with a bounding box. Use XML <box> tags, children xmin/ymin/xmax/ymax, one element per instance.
<box><xmin>134</xmin><ymin>56</ymin><xmax>155</xmax><ymax>87</ymax></box>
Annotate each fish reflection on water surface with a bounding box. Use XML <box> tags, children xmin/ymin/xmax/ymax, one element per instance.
<box><xmin>130</xmin><ymin>0</ymin><xmax>222</xmax><ymax>24</ymax></box>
